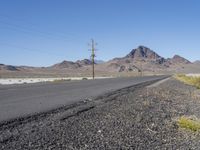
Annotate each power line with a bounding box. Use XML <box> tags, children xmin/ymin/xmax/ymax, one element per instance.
<box><xmin>0</xmin><ymin>13</ymin><xmax>37</xmax><ymax>27</ymax></box>
<box><xmin>0</xmin><ymin>19</ymin><xmax>78</xmax><ymax>42</ymax></box>
<box><xmin>0</xmin><ymin>25</ymin><xmax>74</xmax><ymax>43</ymax></box>
<box><xmin>0</xmin><ymin>20</ymin><xmax>74</xmax><ymax>41</ymax></box>
<box><xmin>0</xmin><ymin>18</ymin><xmax>82</xmax><ymax>57</ymax></box>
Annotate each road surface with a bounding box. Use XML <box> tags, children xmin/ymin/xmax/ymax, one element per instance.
<box><xmin>0</xmin><ymin>76</ymin><xmax>167</xmax><ymax>123</ymax></box>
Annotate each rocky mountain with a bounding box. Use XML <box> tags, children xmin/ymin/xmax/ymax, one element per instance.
<box><xmin>100</xmin><ymin>46</ymin><xmax>193</xmax><ymax>73</ymax></box>
<box><xmin>119</xmin><ymin>46</ymin><xmax>192</xmax><ymax>66</ymax></box>
<box><xmin>125</xmin><ymin>46</ymin><xmax>162</xmax><ymax>60</ymax></box>
<box><xmin>167</xmin><ymin>55</ymin><xmax>191</xmax><ymax>65</ymax></box>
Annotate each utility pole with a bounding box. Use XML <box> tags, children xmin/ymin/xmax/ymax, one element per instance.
<box><xmin>89</xmin><ymin>39</ymin><xmax>97</xmax><ymax>79</ymax></box>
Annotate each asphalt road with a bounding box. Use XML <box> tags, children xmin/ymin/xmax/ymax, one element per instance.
<box><xmin>0</xmin><ymin>76</ymin><xmax>167</xmax><ymax>123</ymax></box>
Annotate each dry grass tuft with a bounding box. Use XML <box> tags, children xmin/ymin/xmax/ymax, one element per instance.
<box><xmin>175</xmin><ymin>74</ymin><xmax>200</xmax><ymax>89</ymax></box>
<box><xmin>178</xmin><ymin>116</ymin><xmax>200</xmax><ymax>132</ymax></box>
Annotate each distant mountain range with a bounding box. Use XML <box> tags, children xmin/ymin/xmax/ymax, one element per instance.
<box><xmin>0</xmin><ymin>45</ymin><xmax>199</xmax><ymax>77</ymax></box>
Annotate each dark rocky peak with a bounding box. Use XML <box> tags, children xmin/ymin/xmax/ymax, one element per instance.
<box><xmin>126</xmin><ymin>46</ymin><xmax>161</xmax><ymax>60</ymax></box>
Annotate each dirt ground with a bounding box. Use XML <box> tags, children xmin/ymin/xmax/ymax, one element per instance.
<box><xmin>1</xmin><ymin>78</ymin><xmax>200</xmax><ymax>149</ymax></box>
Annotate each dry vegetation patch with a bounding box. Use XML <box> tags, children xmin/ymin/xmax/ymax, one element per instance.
<box><xmin>178</xmin><ymin>116</ymin><xmax>200</xmax><ymax>132</ymax></box>
<box><xmin>175</xmin><ymin>74</ymin><xmax>200</xmax><ymax>89</ymax></box>
<box><xmin>175</xmin><ymin>75</ymin><xmax>200</xmax><ymax>132</ymax></box>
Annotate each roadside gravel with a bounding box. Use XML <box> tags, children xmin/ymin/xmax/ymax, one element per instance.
<box><xmin>1</xmin><ymin>78</ymin><xmax>200</xmax><ymax>149</ymax></box>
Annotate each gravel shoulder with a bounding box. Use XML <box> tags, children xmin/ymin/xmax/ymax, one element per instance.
<box><xmin>1</xmin><ymin>77</ymin><xmax>200</xmax><ymax>149</ymax></box>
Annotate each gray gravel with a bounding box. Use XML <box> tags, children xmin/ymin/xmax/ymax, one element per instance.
<box><xmin>1</xmin><ymin>78</ymin><xmax>200</xmax><ymax>149</ymax></box>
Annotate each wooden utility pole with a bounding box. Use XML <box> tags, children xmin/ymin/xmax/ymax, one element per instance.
<box><xmin>89</xmin><ymin>39</ymin><xmax>97</xmax><ymax>79</ymax></box>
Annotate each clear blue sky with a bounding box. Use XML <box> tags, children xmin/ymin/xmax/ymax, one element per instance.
<box><xmin>0</xmin><ymin>0</ymin><xmax>199</xmax><ymax>66</ymax></box>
